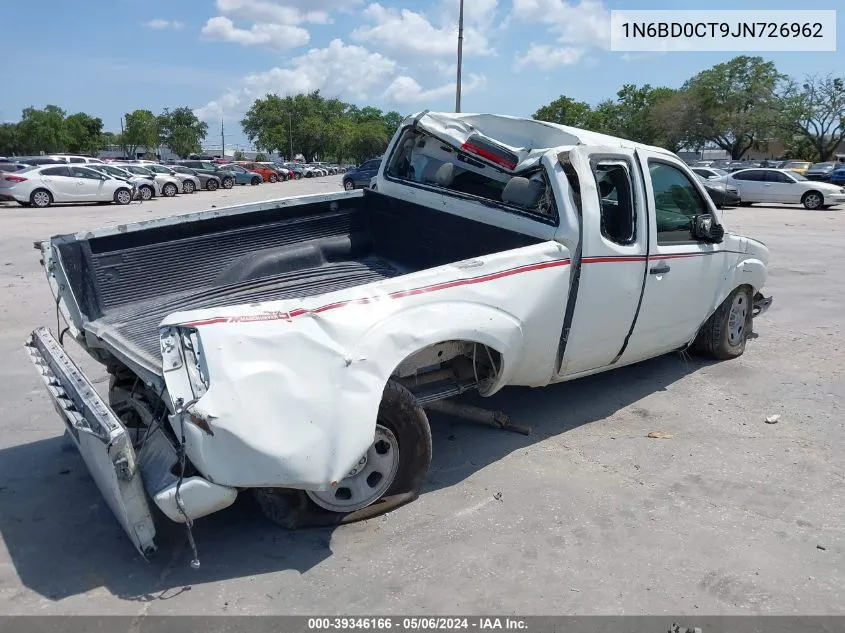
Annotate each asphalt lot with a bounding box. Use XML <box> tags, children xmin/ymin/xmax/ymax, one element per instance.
<box><xmin>0</xmin><ymin>177</ymin><xmax>842</xmax><ymax>615</ymax></box>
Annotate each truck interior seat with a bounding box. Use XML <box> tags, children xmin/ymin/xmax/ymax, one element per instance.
<box><xmin>501</xmin><ymin>176</ymin><xmax>543</xmax><ymax>209</ymax></box>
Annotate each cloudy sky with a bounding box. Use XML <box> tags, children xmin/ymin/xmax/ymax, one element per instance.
<box><xmin>1</xmin><ymin>0</ymin><xmax>842</xmax><ymax>148</ymax></box>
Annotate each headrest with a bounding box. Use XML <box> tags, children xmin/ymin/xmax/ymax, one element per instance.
<box><xmin>421</xmin><ymin>160</ymin><xmax>442</xmax><ymax>183</ymax></box>
<box><xmin>599</xmin><ymin>179</ymin><xmax>614</xmax><ymax>197</ymax></box>
<box><xmin>434</xmin><ymin>162</ymin><xmax>454</xmax><ymax>186</ymax></box>
<box><xmin>502</xmin><ymin>177</ymin><xmax>543</xmax><ymax>208</ymax></box>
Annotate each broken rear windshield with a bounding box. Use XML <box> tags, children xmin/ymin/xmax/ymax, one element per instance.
<box><xmin>386</xmin><ymin>128</ymin><xmax>558</xmax><ymax>225</ymax></box>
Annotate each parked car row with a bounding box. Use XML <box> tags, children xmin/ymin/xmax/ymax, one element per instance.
<box><xmin>722</xmin><ymin>168</ymin><xmax>845</xmax><ymax>209</ymax></box>
<box><xmin>690</xmin><ymin>158</ymin><xmax>845</xmax><ymax>178</ymax></box>
<box><xmin>0</xmin><ymin>154</ymin><xmax>344</xmax><ymax>208</ymax></box>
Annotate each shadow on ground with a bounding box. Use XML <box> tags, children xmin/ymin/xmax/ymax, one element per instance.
<box><xmin>0</xmin><ymin>352</ymin><xmax>708</xmax><ymax>602</ymax></box>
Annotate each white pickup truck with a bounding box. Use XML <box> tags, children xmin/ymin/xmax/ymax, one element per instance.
<box><xmin>25</xmin><ymin>111</ymin><xmax>772</xmax><ymax>559</ymax></box>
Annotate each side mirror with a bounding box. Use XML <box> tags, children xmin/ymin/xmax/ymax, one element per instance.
<box><xmin>692</xmin><ymin>214</ymin><xmax>724</xmax><ymax>244</ymax></box>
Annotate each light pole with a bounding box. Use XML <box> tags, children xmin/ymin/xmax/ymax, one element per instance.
<box><xmin>455</xmin><ymin>0</ymin><xmax>464</xmax><ymax>113</ymax></box>
<box><xmin>288</xmin><ymin>112</ymin><xmax>293</xmax><ymax>161</ymax></box>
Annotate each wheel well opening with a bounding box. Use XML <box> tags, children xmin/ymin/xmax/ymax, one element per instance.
<box><xmin>390</xmin><ymin>340</ymin><xmax>502</xmax><ymax>403</ymax></box>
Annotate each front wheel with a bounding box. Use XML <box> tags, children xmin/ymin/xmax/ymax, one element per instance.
<box><xmin>183</xmin><ymin>180</ymin><xmax>196</xmax><ymax>194</ymax></box>
<box><xmin>138</xmin><ymin>185</ymin><xmax>154</xmax><ymax>200</ymax></box>
<box><xmin>269</xmin><ymin>174</ymin><xmax>278</xmax><ymax>183</ymax></box>
<box><xmin>114</xmin><ymin>188</ymin><xmax>132</xmax><ymax>205</ymax></box>
<box><xmin>343</xmin><ymin>179</ymin><xmax>355</xmax><ymax>191</ymax></box>
<box><xmin>221</xmin><ymin>177</ymin><xmax>234</xmax><ymax>189</ymax></box>
<box><xmin>206</xmin><ymin>179</ymin><xmax>219</xmax><ymax>191</ymax></box>
<box><xmin>162</xmin><ymin>182</ymin><xmax>178</xmax><ymax>197</ymax></box>
<box><xmin>693</xmin><ymin>286</ymin><xmax>753</xmax><ymax>360</ymax></box>
<box><xmin>251</xmin><ymin>176</ymin><xmax>261</xmax><ymax>186</ymax></box>
<box><xmin>802</xmin><ymin>191</ymin><xmax>823</xmax><ymax>210</ymax></box>
<box><xmin>295</xmin><ymin>172</ymin><xmax>302</xmax><ymax>180</ymax></box>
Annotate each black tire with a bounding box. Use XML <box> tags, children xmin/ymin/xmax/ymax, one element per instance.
<box><xmin>221</xmin><ymin>177</ymin><xmax>234</xmax><ymax>189</ymax></box>
<box><xmin>113</xmin><ymin>188</ymin><xmax>132</xmax><ymax>205</ymax></box>
<box><xmin>30</xmin><ymin>189</ymin><xmax>53</xmax><ymax>208</ymax></box>
<box><xmin>17</xmin><ymin>201</ymin><xmax>31</xmax><ymax>207</ymax></box>
<box><xmin>738</xmin><ymin>201</ymin><xmax>753</xmax><ymax>207</ymax></box>
<box><xmin>138</xmin><ymin>185</ymin><xmax>154</xmax><ymax>200</ymax></box>
<box><xmin>251</xmin><ymin>176</ymin><xmax>261</xmax><ymax>186</ymax></box>
<box><xmin>343</xmin><ymin>179</ymin><xmax>355</xmax><ymax>191</ymax></box>
<box><xmin>269</xmin><ymin>174</ymin><xmax>278</xmax><ymax>183</ymax></box>
<box><xmin>802</xmin><ymin>190</ymin><xmax>824</xmax><ymax>210</ymax></box>
<box><xmin>295</xmin><ymin>172</ymin><xmax>302</xmax><ymax>180</ymax></box>
<box><xmin>206</xmin><ymin>179</ymin><xmax>219</xmax><ymax>191</ymax></box>
<box><xmin>693</xmin><ymin>286</ymin><xmax>753</xmax><ymax>360</ymax></box>
<box><xmin>162</xmin><ymin>182</ymin><xmax>178</xmax><ymax>197</ymax></box>
<box><xmin>253</xmin><ymin>381</ymin><xmax>431</xmax><ymax>527</ymax></box>
<box><xmin>183</xmin><ymin>180</ymin><xmax>196</xmax><ymax>194</ymax></box>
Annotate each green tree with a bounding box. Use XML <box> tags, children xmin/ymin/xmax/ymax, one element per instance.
<box><xmin>100</xmin><ymin>131</ymin><xmax>119</xmax><ymax>149</ymax></box>
<box><xmin>254</xmin><ymin>152</ymin><xmax>268</xmax><ymax>162</ymax></box>
<box><xmin>0</xmin><ymin>123</ymin><xmax>23</xmax><ymax>156</ymax></box>
<box><xmin>383</xmin><ymin>111</ymin><xmax>404</xmax><ymax>137</ymax></box>
<box><xmin>158</xmin><ymin>107</ymin><xmax>208</xmax><ymax>158</ymax></box>
<box><xmin>532</xmin><ymin>95</ymin><xmax>593</xmax><ymax>128</ymax></box>
<box><xmin>778</xmin><ymin>74</ymin><xmax>845</xmax><ymax>162</ymax></box>
<box><xmin>682</xmin><ymin>56</ymin><xmax>783</xmax><ymax>159</ymax></box>
<box><xmin>64</xmin><ymin>112</ymin><xmax>104</xmax><ymax>155</ymax></box>
<box><xmin>649</xmin><ymin>91</ymin><xmax>700</xmax><ymax>153</ymax></box>
<box><xmin>611</xmin><ymin>84</ymin><xmax>677</xmax><ymax>145</ymax></box>
<box><xmin>233</xmin><ymin>149</ymin><xmax>246</xmax><ymax>161</ymax></box>
<box><xmin>583</xmin><ymin>99</ymin><xmax>619</xmax><ymax>135</ymax></box>
<box><xmin>241</xmin><ymin>91</ymin><xmax>398</xmax><ymax>163</ymax></box>
<box><xmin>17</xmin><ymin>105</ymin><xmax>68</xmax><ymax>153</ymax></box>
<box><xmin>122</xmin><ymin>109</ymin><xmax>160</xmax><ymax>158</ymax></box>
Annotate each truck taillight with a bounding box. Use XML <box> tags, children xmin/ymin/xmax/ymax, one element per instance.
<box><xmin>4</xmin><ymin>175</ymin><xmax>27</xmax><ymax>183</ymax></box>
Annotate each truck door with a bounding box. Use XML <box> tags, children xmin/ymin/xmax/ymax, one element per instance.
<box><xmin>618</xmin><ymin>150</ymin><xmax>732</xmax><ymax>363</ymax></box>
<box><xmin>556</xmin><ymin>147</ymin><xmax>649</xmax><ymax>377</ymax></box>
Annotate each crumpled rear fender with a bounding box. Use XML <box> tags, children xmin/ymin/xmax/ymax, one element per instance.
<box><xmin>164</xmin><ymin>301</ymin><xmax>526</xmax><ymax>491</ymax></box>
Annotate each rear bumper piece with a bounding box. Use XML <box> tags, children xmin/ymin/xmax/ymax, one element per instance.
<box><xmin>753</xmin><ymin>292</ymin><xmax>772</xmax><ymax>317</ymax></box>
<box><xmin>24</xmin><ymin>327</ymin><xmax>238</xmax><ymax>555</ymax></box>
<box><xmin>24</xmin><ymin>327</ymin><xmax>157</xmax><ymax>557</ymax></box>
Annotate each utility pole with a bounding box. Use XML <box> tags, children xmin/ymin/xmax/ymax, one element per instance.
<box><xmin>455</xmin><ymin>0</ymin><xmax>464</xmax><ymax>113</ymax></box>
<box><xmin>221</xmin><ymin>118</ymin><xmax>225</xmax><ymax>157</ymax></box>
<box><xmin>288</xmin><ymin>112</ymin><xmax>293</xmax><ymax>161</ymax></box>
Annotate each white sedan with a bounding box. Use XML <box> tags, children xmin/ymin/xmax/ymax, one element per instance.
<box><xmin>728</xmin><ymin>168</ymin><xmax>845</xmax><ymax>210</ymax></box>
<box><xmin>0</xmin><ymin>165</ymin><xmax>135</xmax><ymax>208</ymax></box>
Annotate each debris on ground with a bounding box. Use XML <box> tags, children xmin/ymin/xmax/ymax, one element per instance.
<box><xmin>647</xmin><ymin>432</ymin><xmax>673</xmax><ymax>439</ymax></box>
<box><xmin>765</xmin><ymin>414</ymin><xmax>781</xmax><ymax>424</ymax></box>
<box><xmin>817</xmin><ymin>544</ymin><xmax>827</xmax><ymax>551</ymax></box>
<box><xmin>493</xmin><ymin>492</ymin><xmax>503</xmax><ymax>502</ymax></box>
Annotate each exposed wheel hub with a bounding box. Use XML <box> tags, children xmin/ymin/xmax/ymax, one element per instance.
<box><xmin>306</xmin><ymin>425</ymin><xmax>399</xmax><ymax>513</ymax></box>
<box><xmin>728</xmin><ymin>292</ymin><xmax>747</xmax><ymax>345</ymax></box>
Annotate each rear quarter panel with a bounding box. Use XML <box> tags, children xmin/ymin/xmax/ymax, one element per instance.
<box><xmin>161</xmin><ymin>240</ymin><xmax>571</xmax><ymax>489</ymax></box>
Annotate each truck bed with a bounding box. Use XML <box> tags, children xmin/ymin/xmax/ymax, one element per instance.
<box><xmin>51</xmin><ymin>190</ymin><xmax>540</xmax><ymax>376</ymax></box>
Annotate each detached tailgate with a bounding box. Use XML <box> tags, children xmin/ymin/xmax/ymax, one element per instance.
<box><xmin>25</xmin><ymin>327</ymin><xmax>156</xmax><ymax>556</ymax></box>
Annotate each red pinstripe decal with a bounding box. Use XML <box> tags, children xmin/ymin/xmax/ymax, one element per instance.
<box><xmin>181</xmin><ymin>259</ymin><xmax>571</xmax><ymax>328</ymax></box>
<box><xmin>582</xmin><ymin>256</ymin><xmax>647</xmax><ymax>264</ymax></box>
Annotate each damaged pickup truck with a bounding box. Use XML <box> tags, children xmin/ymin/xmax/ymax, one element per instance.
<box><xmin>25</xmin><ymin>111</ymin><xmax>772</xmax><ymax>560</ymax></box>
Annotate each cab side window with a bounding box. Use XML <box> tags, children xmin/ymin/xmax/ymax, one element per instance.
<box><xmin>592</xmin><ymin>162</ymin><xmax>636</xmax><ymax>245</ymax></box>
<box><xmin>648</xmin><ymin>161</ymin><xmax>710</xmax><ymax>244</ymax></box>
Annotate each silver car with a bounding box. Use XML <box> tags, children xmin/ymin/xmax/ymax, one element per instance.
<box><xmin>113</xmin><ymin>163</ymin><xmax>181</xmax><ymax>197</ymax></box>
<box><xmin>88</xmin><ymin>164</ymin><xmax>159</xmax><ymax>201</ymax></box>
<box><xmin>129</xmin><ymin>162</ymin><xmax>201</xmax><ymax>194</ymax></box>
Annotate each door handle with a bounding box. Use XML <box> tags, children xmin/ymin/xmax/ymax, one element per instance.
<box><xmin>649</xmin><ymin>262</ymin><xmax>671</xmax><ymax>275</ymax></box>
